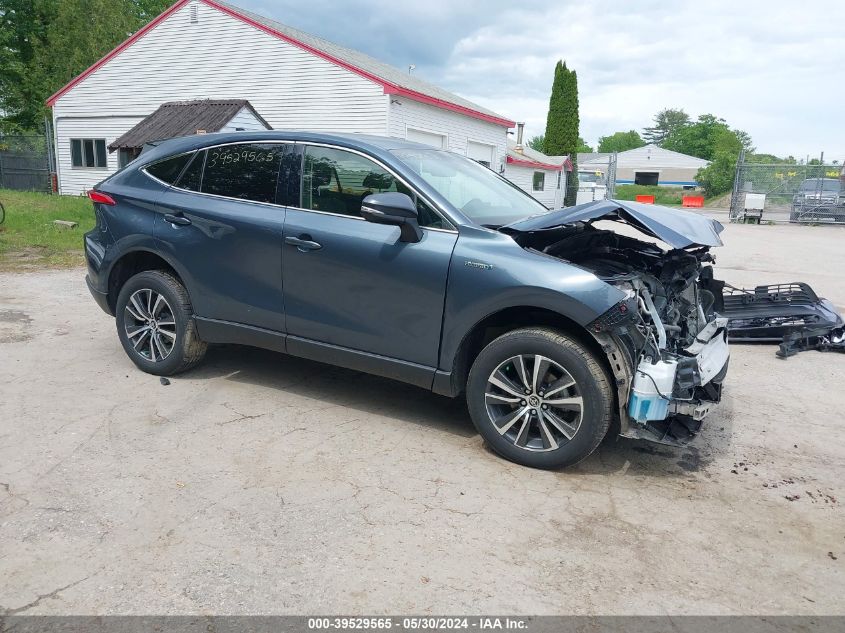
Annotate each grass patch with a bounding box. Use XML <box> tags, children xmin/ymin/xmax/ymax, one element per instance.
<box><xmin>614</xmin><ymin>185</ymin><xmax>690</xmax><ymax>206</ymax></box>
<box><xmin>0</xmin><ymin>189</ymin><xmax>94</xmax><ymax>270</ymax></box>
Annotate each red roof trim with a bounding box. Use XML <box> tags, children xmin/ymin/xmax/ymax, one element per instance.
<box><xmin>205</xmin><ymin>0</ymin><xmax>515</xmax><ymax>128</ymax></box>
<box><xmin>46</xmin><ymin>0</ymin><xmax>191</xmax><ymax>106</ymax></box>
<box><xmin>506</xmin><ymin>155</ymin><xmax>563</xmax><ymax>171</ymax></box>
<box><xmin>383</xmin><ymin>87</ymin><xmax>514</xmax><ymax>127</ymax></box>
<box><xmin>47</xmin><ymin>0</ymin><xmax>515</xmax><ymax>128</ymax></box>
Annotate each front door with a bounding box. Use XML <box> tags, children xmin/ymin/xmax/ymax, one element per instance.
<box><xmin>153</xmin><ymin>142</ymin><xmax>295</xmax><ymax>332</ymax></box>
<box><xmin>282</xmin><ymin>144</ymin><xmax>458</xmax><ymax>367</ymax></box>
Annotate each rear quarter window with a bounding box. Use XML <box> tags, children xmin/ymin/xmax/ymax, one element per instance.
<box><xmin>145</xmin><ymin>153</ymin><xmax>193</xmax><ymax>184</ymax></box>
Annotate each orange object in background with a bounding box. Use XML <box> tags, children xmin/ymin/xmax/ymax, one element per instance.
<box><xmin>635</xmin><ymin>195</ymin><xmax>655</xmax><ymax>204</ymax></box>
<box><xmin>682</xmin><ymin>195</ymin><xmax>704</xmax><ymax>208</ymax></box>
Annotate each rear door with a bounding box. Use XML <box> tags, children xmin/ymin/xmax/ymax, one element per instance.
<box><xmin>151</xmin><ymin>142</ymin><xmax>295</xmax><ymax>332</ymax></box>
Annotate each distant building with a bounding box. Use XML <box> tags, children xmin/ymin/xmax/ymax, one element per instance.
<box><xmin>503</xmin><ymin>124</ymin><xmax>568</xmax><ymax>208</ymax></box>
<box><xmin>46</xmin><ymin>0</ymin><xmax>514</xmax><ymax>195</ymax></box>
<box><xmin>580</xmin><ymin>144</ymin><xmax>709</xmax><ymax>188</ymax></box>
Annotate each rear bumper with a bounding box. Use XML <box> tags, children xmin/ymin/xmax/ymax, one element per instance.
<box><xmin>86</xmin><ymin>273</ymin><xmax>113</xmax><ymax>316</ymax></box>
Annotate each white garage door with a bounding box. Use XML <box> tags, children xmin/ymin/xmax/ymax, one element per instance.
<box><xmin>406</xmin><ymin>128</ymin><xmax>446</xmax><ymax>149</ymax></box>
<box><xmin>466</xmin><ymin>141</ymin><xmax>495</xmax><ymax>167</ymax></box>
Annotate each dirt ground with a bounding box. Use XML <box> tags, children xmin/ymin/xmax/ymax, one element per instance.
<box><xmin>1</xmin><ymin>221</ymin><xmax>843</xmax><ymax>615</ymax></box>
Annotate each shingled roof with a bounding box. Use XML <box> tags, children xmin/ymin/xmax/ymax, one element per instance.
<box><xmin>108</xmin><ymin>99</ymin><xmax>270</xmax><ymax>151</ymax></box>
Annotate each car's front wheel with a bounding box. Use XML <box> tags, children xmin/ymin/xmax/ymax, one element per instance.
<box><xmin>115</xmin><ymin>270</ymin><xmax>207</xmax><ymax>376</ymax></box>
<box><xmin>466</xmin><ymin>328</ymin><xmax>613</xmax><ymax>469</ymax></box>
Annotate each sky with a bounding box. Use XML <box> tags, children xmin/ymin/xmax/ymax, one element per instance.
<box><xmin>240</xmin><ymin>0</ymin><xmax>844</xmax><ymax>161</ymax></box>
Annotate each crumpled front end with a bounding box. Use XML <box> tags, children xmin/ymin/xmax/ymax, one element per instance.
<box><xmin>509</xmin><ymin>217</ymin><xmax>730</xmax><ymax>446</ymax></box>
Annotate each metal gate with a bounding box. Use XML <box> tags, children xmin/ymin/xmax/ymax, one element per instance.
<box><xmin>0</xmin><ymin>135</ymin><xmax>52</xmax><ymax>192</ymax></box>
<box><xmin>574</xmin><ymin>152</ymin><xmax>617</xmax><ymax>205</ymax></box>
<box><xmin>730</xmin><ymin>151</ymin><xmax>845</xmax><ymax>224</ymax></box>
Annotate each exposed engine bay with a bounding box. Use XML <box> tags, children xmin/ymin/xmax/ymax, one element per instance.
<box><xmin>502</xmin><ymin>202</ymin><xmax>731</xmax><ymax>447</ymax></box>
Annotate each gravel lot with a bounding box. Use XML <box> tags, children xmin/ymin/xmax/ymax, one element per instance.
<box><xmin>1</xmin><ymin>222</ymin><xmax>843</xmax><ymax>615</ymax></box>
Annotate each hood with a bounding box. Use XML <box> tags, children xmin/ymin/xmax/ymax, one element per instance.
<box><xmin>502</xmin><ymin>199</ymin><xmax>724</xmax><ymax>249</ymax></box>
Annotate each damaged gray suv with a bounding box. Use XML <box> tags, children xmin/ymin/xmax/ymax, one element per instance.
<box><xmin>84</xmin><ymin>132</ymin><xmax>729</xmax><ymax>469</ymax></box>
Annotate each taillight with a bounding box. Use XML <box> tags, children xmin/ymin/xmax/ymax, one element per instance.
<box><xmin>88</xmin><ymin>190</ymin><xmax>116</xmax><ymax>206</ymax></box>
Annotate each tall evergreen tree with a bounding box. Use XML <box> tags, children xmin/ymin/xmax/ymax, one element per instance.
<box><xmin>543</xmin><ymin>60</ymin><xmax>580</xmax><ymax>205</ymax></box>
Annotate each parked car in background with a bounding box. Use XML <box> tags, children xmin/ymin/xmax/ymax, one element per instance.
<box><xmin>791</xmin><ymin>178</ymin><xmax>845</xmax><ymax>222</ymax></box>
<box><xmin>84</xmin><ymin>132</ymin><xmax>729</xmax><ymax>469</ymax></box>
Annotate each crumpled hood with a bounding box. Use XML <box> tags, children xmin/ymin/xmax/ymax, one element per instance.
<box><xmin>502</xmin><ymin>199</ymin><xmax>725</xmax><ymax>249</ymax></box>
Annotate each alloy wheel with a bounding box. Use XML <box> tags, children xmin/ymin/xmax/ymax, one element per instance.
<box><xmin>484</xmin><ymin>354</ymin><xmax>583</xmax><ymax>452</ymax></box>
<box><xmin>123</xmin><ymin>288</ymin><xmax>177</xmax><ymax>362</ymax></box>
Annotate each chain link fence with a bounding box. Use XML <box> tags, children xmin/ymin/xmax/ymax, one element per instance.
<box><xmin>730</xmin><ymin>152</ymin><xmax>845</xmax><ymax>224</ymax></box>
<box><xmin>0</xmin><ymin>134</ymin><xmax>53</xmax><ymax>192</ymax></box>
<box><xmin>574</xmin><ymin>152</ymin><xmax>617</xmax><ymax>205</ymax></box>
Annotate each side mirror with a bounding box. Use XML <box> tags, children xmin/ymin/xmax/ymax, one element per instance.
<box><xmin>361</xmin><ymin>192</ymin><xmax>422</xmax><ymax>243</ymax></box>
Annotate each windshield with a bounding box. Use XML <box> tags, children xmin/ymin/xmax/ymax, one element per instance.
<box><xmin>800</xmin><ymin>179</ymin><xmax>841</xmax><ymax>192</ymax></box>
<box><xmin>391</xmin><ymin>149</ymin><xmax>550</xmax><ymax>226</ymax></box>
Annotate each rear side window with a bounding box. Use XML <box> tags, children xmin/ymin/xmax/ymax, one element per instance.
<box><xmin>175</xmin><ymin>151</ymin><xmax>205</xmax><ymax>192</ymax></box>
<box><xmin>201</xmin><ymin>143</ymin><xmax>284</xmax><ymax>204</ymax></box>
<box><xmin>146</xmin><ymin>153</ymin><xmax>193</xmax><ymax>184</ymax></box>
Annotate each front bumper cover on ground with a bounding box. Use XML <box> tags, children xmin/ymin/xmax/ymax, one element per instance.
<box><xmin>721</xmin><ymin>282</ymin><xmax>845</xmax><ymax>358</ymax></box>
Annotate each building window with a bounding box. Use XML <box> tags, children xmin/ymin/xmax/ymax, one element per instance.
<box><xmin>71</xmin><ymin>139</ymin><xmax>107</xmax><ymax>169</ymax></box>
<box><xmin>557</xmin><ymin>171</ymin><xmax>562</xmax><ymax>189</ymax></box>
<box><xmin>533</xmin><ymin>171</ymin><xmax>545</xmax><ymax>191</ymax></box>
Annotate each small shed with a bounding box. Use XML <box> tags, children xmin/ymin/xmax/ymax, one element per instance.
<box><xmin>108</xmin><ymin>99</ymin><xmax>271</xmax><ymax>167</ymax></box>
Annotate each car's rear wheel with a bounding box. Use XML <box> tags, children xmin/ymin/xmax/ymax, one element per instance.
<box><xmin>115</xmin><ymin>270</ymin><xmax>207</xmax><ymax>375</ymax></box>
<box><xmin>466</xmin><ymin>328</ymin><xmax>613</xmax><ymax>469</ymax></box>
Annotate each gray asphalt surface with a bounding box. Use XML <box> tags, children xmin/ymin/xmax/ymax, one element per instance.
<box><xmin>1</xmin><ymin>221</ymin><xmax>843</xmax><ymax>615</ymax></box>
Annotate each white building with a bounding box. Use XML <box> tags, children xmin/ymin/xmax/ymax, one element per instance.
<box><xmin>47</xmin><ymin>0</ymin><xmax>514</xmax><ymax>195</ymax></box>
<box><xmin>502</xmin><ymin>124</ymin><xmax>568</xmax><ymax>208</ymax></box>
<box><xmin>580</xmin><ymin>144</ymin><xmax>710</xmax><ymax>188</ymax></box>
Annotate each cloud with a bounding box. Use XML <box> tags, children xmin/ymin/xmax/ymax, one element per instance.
<box><xmin>239</xmin><ymin>0</ymin><xmax>845</xmax><ymax>160</ymax></box>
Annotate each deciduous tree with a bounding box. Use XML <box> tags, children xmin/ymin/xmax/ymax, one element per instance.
<box><xmin>0</xmin><ymin>0</ymin><xmax>174</xmax><ymax>132</ymax></box>
<box><xmin>597</xmin><ymin>130</ymin><xmax>645</xmax><ymax>153</ymax></box>
<box><xmin>642</xmin><ymin>108</ymin><xmax>690</xmax><ymax>145</ymax></box>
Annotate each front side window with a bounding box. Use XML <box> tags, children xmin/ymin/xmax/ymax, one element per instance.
<box><xmin>533</xmin><ymin>172</ymin><xmax>545</xmax><ymax>191</ymax></box>
<box><xmin>303</xmin><ymin>146</ymin><xmax>399</xmax><ymax>217</ymax></box>
<box><xmin>393</xmin><ymin>148</ymin><xmax>548</xmax><ymax>226</ymax></box>
<box><xmin>201</xmin><ymin>143</ymin><xmax>285</xmax><ymax>203</ymax></box>
<box><xmin>302</xmin><ymin>146</ymin><xmax>445</xmax><ymax>228</ymax></box>
<box><xmin>71</xmin><ymin>138</ymin><xmax>107</xmax><ymax>168</ymax></box>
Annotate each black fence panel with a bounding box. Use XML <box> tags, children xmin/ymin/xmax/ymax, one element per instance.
<box><xmin>0</xmin><ymin>135</ymin><xmax>51</xmax><ymax>192</ymax></box>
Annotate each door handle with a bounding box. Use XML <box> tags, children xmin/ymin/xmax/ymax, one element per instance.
<box><xmin>164</xmin><ymin>213</ymin><xmax>191</xmax><ymax>226</ymax></box>
<box><xmin>285</xmin><ymin>235</ymin><xmax>322</xmax><ymax>252</ymax></box>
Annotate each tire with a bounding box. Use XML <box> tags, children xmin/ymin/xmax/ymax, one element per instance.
<box><xmin>115</xmin><ymin>270</ymin><xmax>207</xmax><ymax>376</ymax></box>
<box><xmin>466</xmin><ymin>327</ymin><xmax>613</xmax><ymax>469</ymax></box>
